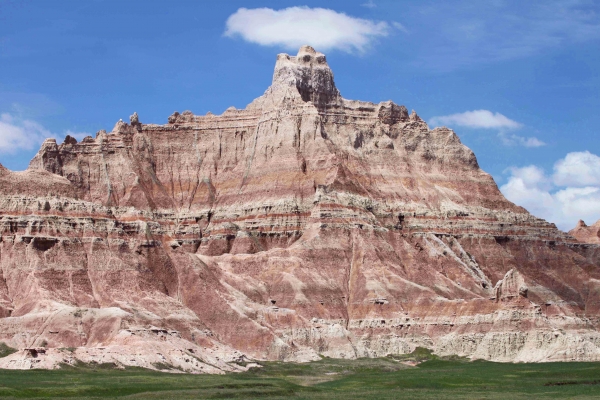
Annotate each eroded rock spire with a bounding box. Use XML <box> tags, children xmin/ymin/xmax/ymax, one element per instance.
<box><xmin>268</xmin><ymin>45</ymin><xmax>341</xmax><ymax>108</ymax></box>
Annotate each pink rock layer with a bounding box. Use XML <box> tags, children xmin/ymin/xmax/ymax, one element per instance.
<box><xmin>1</xmin><ymin>46</ymin><xmax>600</xmax><ymax>371</ymax></box>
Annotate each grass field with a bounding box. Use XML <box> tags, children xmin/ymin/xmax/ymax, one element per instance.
<box><xmin>0</xmin><ymin>349</ymin><xmax>600</xmax><ymax>399</ymax></box>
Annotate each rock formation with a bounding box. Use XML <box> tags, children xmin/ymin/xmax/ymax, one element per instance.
<box><xmin>1</xmin><ymin>46</ymin><xmax>600</xmax><ymax>371</ymax></box>
<box><xmin>570</xmin><ymin>219</ymin><xmax>600</xmax><ymax>244</ymax></box>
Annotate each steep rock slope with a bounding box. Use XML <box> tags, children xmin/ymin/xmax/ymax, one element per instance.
<box><xmin>1</xmin><ymin>46</ymin><xmax>600</xmax><ymax>370</ymax></box>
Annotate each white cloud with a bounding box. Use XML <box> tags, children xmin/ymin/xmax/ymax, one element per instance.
<box><xmin>392</xmin><ymin>21</ymin><xmax>408</xmax><ymax>33</ymax></box>
<box><xmin>429</xmin><ymin>110</ymin><xmax>522</xmax><ymax>129</ymax></box>
<box><xmin>500</xmin><ymin>169</ymin><xmax>557</xmax><ymax>222</ymax></box>
<box><xmin>0</xmin><ymin>113</ymin><xmax>88</xmax><ymax>154</ymax></box>
<box><xmin>429</xmin><ymin>110</ymin><xmax>545</xmax><ymax>148</ymax></box>
<box><xmin>0</xmin><ymin>113</ymin><xmax>52</xmax><ymax>153</ymax></box>
<box><xmin>498</xmin><ymin>132</ymin><xmax>546</xmax><ymax>148</ymax></box>
<box><xmin>500</xmin><ymin>151</ymin><xmax>600</xmax><ymax>231</ymax></box>
<box><xmin>505</xmin><ymin>165</ymin><xmax>552</xmax><ymax>191</ymax></box>
<box><xmin>224</xmin><ymin>7</ymin><xmax>392</xmax><ymax>53</ymax></box>
<box><xmin>520</xmin><ymin>136</ymin><xmax>546</xmax><ymax>148</ymax></box>
<box><xmin>553</xmin><ymin>151</ymin><xmax>600</xmax><ymax>187</ymax></box>
<box><xmin>554</xmin><ymin>187</ymin><xmax>600</xmax><ymax>221</ymax></box>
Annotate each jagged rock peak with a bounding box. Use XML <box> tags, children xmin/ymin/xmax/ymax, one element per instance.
<box><xmin>130</xmin><ymin>111</ymin><xmax>140</xmax><ymax>126</ymax></box>
<box><xmin>410</xmin><ymin>109</ymin><xmax>422</xmax><ymax>121</ymax></box>
<box><xmin>270</xmin><ymin>45</ymin><xmax>341</xmax><ymax>107</ymax></box>
<box><xmin>378</xmin><ymin>101</ymin><xmax>409</xmax><ymax>125</ymax></box>
<box><xmin>28</xmin><ymin>138</ymin><xmax>61</xmax><ymax>173</ymax></box>
<box><xmin>112</xmin><ymin>119</ymin><xmax>128</xmax><ymax>134</ymax></box>
<box><xmin>63</xmin><ymin>134</ymin><xmax>77</xmax><ymax>146</ymax></box>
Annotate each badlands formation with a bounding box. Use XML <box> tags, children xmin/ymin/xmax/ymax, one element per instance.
<box><xmin>1</xmin><ymin>46</ymin><xmax>600</xmax><ymax>372</ymax></box>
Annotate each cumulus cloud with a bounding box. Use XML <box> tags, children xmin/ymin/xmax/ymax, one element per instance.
<box><xmin>553</xmin><ymin>151</ymin><xmax>600</xmax><ymax>187</ymax></box>
<box><xmin>500</xmin><ymin>151</ymin><xmax>600</xmax><ymax>231</ymax></box>
<box><xmin>429</xmin><ymin>110</ymin><xmax>522</xmax><ymax>129</ymax></box>
<box><xmin>224</xmin><ymin>7</ymin><xmax>393</xmax><ymax>53</ymax></box>
<box><xmin>0</xmin><ymin>113</ymin><xmax>88</xmax><ymax>154</ymax></box>
<box><xmin>507</xmin><ymin>165</ymin><xmax>552</xmax><ymax>190</ymax></box>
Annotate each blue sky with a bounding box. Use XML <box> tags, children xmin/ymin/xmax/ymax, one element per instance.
<box><xmin>1</xmin><ymin>0</ymin><xmax>599</xmax><ymax>230</ymax></box>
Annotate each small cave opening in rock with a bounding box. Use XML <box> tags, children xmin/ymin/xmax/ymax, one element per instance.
<box><xmin>494</xmin><ymin>236</ymin><xmax>510</xmax><ymax>245</ymax></box>
<box><xmin>298</xmin><ymin>87</ymin><xmax>311</xmax><ymax>103</ymax></box>
<box><xmin>270</xmin><ymin>299</ymin><xmax>276</xmax><ymax>305</ymax></box>
<box><xmin>32</xmin><ymin>237</ymin><xmax>58</xmax><ymax>251</ymax></box>
<box><xmin>26</xmin><ymin>348</ymin><xmax>45</xmax><ymax>358</ymax></box>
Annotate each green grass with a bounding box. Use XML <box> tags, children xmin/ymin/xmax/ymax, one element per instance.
<box><xmin>0</xmin><ymin>348</ymin><xmax>600</xmax><ymax>399</ymax></box>
<box><xmin>0</xmin><ymin>343</ymin><xmax>17</xmax><ymax>358</ymax></box>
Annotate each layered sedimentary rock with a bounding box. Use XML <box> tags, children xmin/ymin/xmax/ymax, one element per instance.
<box><xmin>570</xmin><ymin>219</ymin><xmax>600</xmax><ymax>244</ymax></box>
<box><xmin>2</xmin><ymin>46</ymin><xmax>600</xmax><ymax>371</ymax></box>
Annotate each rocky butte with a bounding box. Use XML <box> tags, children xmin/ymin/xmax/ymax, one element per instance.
<box><xmin>570</xmin><ymin>219</ymin><xmax>600</xmax><ymax>245</ymax></box>
<box><xmin>1</xmin><ymin>46</ymin><xmax>600</xmax><ymax>372</ymax></box>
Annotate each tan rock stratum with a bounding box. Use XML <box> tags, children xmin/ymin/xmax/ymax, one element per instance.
<box><xmin>1</xmin><ymin>46</ymin><xmax>600</xmax><ymax>372</ymax></box>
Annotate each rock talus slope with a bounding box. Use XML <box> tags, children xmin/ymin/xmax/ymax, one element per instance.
<box><xmin>2</xmin><ymin>46</ymin><xmax>600</xmax><ymax>371</ymax></box>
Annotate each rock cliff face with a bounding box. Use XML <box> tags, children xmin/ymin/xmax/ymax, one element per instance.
<box><xmin>2</xmin><ymin>46</ymin><xmax>600</xmax><ymax>371</ymax></box>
